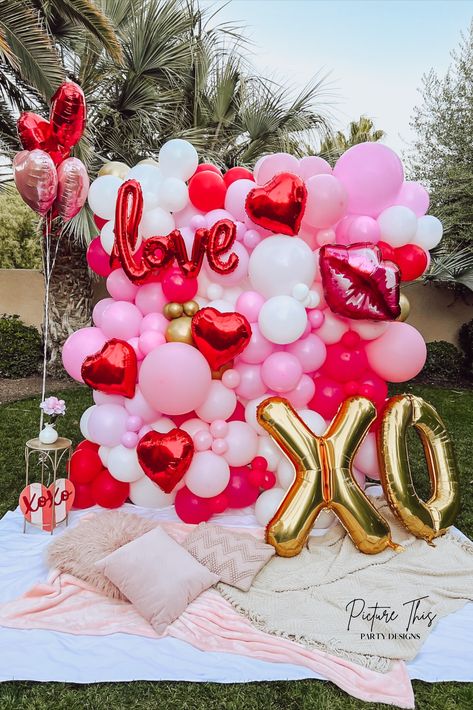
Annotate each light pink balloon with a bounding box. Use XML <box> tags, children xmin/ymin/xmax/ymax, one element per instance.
<box><xmin>185</xmin><ymin>451</ymin><xmax>230</xmax><ymax>497</ymax></box>
<box><xmin>224</xmin><ymin>179</ymin><xmax>255</xmax><ymax>222</ymax></box>
<box><xmin>62</xmin><ymin>326</ymin><xmax>107</xmax><ymax>382</ymax></box>
<box><xmin>298</xmin><ymin>156</ymin><xmax>332</xmax><ymax>180</ymax></box>
<box><xmin>346</xmin><ymin>216</ymin><xmax>380</xmax><ymax>244</ymax></box>
<box><xmin>205</xmin><ymin>241</ymin><xmax>249</xmax><ymax>287</ymax></box>
<box><xmin>286</xmin><ymin>333</ymin><xmax>327</xmax><ymax>372</ymax></box>
<box><xmin>106</xmin><ymin>268</ymin><xmax>139</xmax><ymax>302</ymax></box>
<box><xmin>333</xmin><ymin>142</ymin><xmax>404</xmax><ymax>218</ymax></box>
<box><xmin>101</xmin><ymin>301</ymin><xmax>143</xmax><ymax>340</ymax></box>
<box><xmin>139</xmin><ymin>342</ymin><xmax>212</xmax><ymax>415</ymax></box>
<box><xmin>284</xmin><ymin>374</ymin><xmax>315</xmax><ymax>408</ymax></box>
<box><xmin>139</xmin><ymin>330</ymin><xmax>165</xmax><ymax>355</ymax></box>
<box><xmin>92</xmin><ymin>298</ymin><xmax>114</xmax><ymax>327</ymax></box>
<box><xmin>13</xmin><ymin>149</ymin><xmax>58</xmax><ymax>215</ymax></box>
<box><xmin>125</xmin><ymin>387</ymin><xmax>159</xmax><ymax>423</ymax></box>
<box><xmin>239</xmin><ymin>324</ymin><xmax>274</xmax><ymax>364</ymax></box>
<box><xmin>394</xmin><ymin>181</ymin><xmax>429</xmax><ymax>217</ymax></box>
<box><xmin>335</xmin><ymin>215</ymin><xmax>355</xmax><ymax>245</ymax></box>
<box><xmin>261</xmin><ymin>352</ymin><xmax>302</xmax><ymax>393</ymax></box>
<box><xmin>365</xmin><ymin>322</ymin><xmax>427</xmax><ymax>382</ymax></box>
<box><xmin>87</xmin><ymin>404</ymin><xmax>129</xmax><ymax>448</ymax></box>
<box><xmin>139</xmin><ymin>313</ymin><xmax>168</xmax><ymax>334</ymax></box>
<box><xmin>55</xmin><ymin>157</ymin><xmax>89</xmax><ymax>221</ymax></box>
<box><xmin>195</xmin><ymin>380</ymin><xmax>237</xmax><ymax>422</ymax></box>
<box><xmin>222</xmin><ymin>421</ymin><xmax>259</xmax><ymax>466</ymax></box>
<box><xmin>204</xmin><ymin>209</ymin><xmax>233</xmax><ymax>227</ymax></box>
<box><xmin>256</xmin><ymin>153</ymin><xmax>299</xmax><ymax>185</ymax></box>
<box><xmin>304</xmin><ymin>175</ymin><xmax>348</xmax><ymax>229</ymax></box>
<box><xmin>93</xmin><ymin>391</ymin><xmax>125</xmax><ymax>407</ymax></box>
<box><xmin>354</xmin><ymin>432</ymin><xmax>380</xmax><ymax>480</ymax></box>
<box><xmin>135</xmin><ymin>283</ymin><xmax>167</xmax><ymax>315</ymax></box>
<box><xmin>235</xmin><ymin>291</ymin><xmax>265</xmax><ymax>322</ymax></box>
<box><xmin>235</xmin><ymin>363</ymin><xmax>267</xmax><ymax>400</ymax></box>
<box><xmin>128</xmin><ymin>337</ymin><xmax>143</xmax><ymax>361</ymax></box>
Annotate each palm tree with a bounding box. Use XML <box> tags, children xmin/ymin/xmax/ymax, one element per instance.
<box><xmin>319</xmin><ymin>115</ymin><xmax>384</xmax><ymax>165</ymax></box>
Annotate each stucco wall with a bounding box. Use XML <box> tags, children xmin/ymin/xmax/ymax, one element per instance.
<box><xmin>1</xmin><ymin>269</ymin><xmax>472</xmax><ymax>345</ymax></box>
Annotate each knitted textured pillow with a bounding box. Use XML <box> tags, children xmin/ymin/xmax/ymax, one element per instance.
<box><xmin>46</xmin><ymin>511</ymin><xmax>158</xmax><ymax>599</ymax></box>
<box><xmin>182</xmin><ymin>523</ymin><xmax>275</xmax><ymax>591</ymax></box>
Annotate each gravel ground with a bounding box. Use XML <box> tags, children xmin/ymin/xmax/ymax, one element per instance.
<box><xmin>0</xmin><ymin>376</ymin><xmax>79</xmax><ymax>405</ymax></box>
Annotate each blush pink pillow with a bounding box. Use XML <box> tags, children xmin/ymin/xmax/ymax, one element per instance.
<box><xmin>95</xmin><ymin>526</ymin><xmax>218</xmax><ymax>633</ymax></box>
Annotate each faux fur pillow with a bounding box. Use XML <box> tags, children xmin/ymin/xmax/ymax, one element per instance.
<box><xmin>46</xmin><ymin>511</ymin><xmax>158</xmax><ymax>599</ymax></box>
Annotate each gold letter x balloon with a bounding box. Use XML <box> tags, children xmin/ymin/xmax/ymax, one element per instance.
<box><xmin>257</xmin><ymin>396</ymin><xmax>398</xmax><ymax>557</ymax></box>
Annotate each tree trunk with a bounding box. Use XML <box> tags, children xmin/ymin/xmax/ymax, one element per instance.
<box><xmin>44</xmin><ymin>230</ymin><xmax>93</xmax><ymax>376</ymax></box>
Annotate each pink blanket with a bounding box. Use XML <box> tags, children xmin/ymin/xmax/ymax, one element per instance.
<box><xmin>0</xmin><ymin>568</ymin><xmax>413</xmax><ymax>707</ymax></box>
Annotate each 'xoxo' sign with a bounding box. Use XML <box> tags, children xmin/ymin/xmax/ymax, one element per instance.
<box><xmin>19</xmin><ymin>479</ymin><xmax>75</xmax><ymax>532</ymax></box>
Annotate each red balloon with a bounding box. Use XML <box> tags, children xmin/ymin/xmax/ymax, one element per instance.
<box><xmin>322</xmin><ymin>343</ymin><xmax>368</xmax><ymax>383</ymax></box>
<box><xmin>245</xmin><ymin>172</ymin><xmax>307</xmax><ymax>236</ymax></box>
<box><xmin>94</xmin><ymin>214</ymin><xmax>108</xmax><ymax>231</ymax></box>
<box><xmin>394</xmin><ymin>244</ymin><xmax>428</xmax><ymax>281</ymax></box>
<box><xmin>72</xmin><ymin>482</ymin><xmax>96</xmax><ymax>509</ymax></box>
<box><xmin>224</xmin><ymin>468</ymin><xmax>260</xmax><ymax>508</ymax></box>
<box><xmin>137</xmin><ymin>429</ymin><xmax>194</xmax><ymax>493</ymax></box>
<box><xmin>87</xmin><ymin>237</ymin><xmax>113</xmax><ymax>278</ymax></box>
<box><xmin>17</xmin><ymin>112</ymin><xmax>69</xmax><ymax>165</ymax></box>
<box><xmin>377</xmin><ymin>241</ymin><xmax>396</xmax><ymax>262</ymax></box>
<box><xmin>194</xmin><ymin>163</ymin><xmax>222</xmax><ymax>176</ymax></box>
<box><xmin>162</xmin><ymin>267</ymin><xmax>198</xmax><ymax>302</ymax></box>
<box><xmin>260</xmin><ymin>470</ymin><xmax>276</xmax><ymax>490</ymax></box>
<box><xmin>228</xmin><ymin>401</ymin><xmax>246</xmax><ymax>422</ymax></box>
<box><xmin>69</xmin><ymin>448</ymin><xmax>103</xmax><ymax>485</ymax></box>
<box><xmin>188</xmin><ymin>171</ymin><xmax>227</xmax><ymax>211</ymax></box>
<box><xmin>191</xmin><ymin>307</ymin><xmax>252</xmax><ymax>371</ymax></box>
<box><xmin>91</xmin><ymin>470</ymin><xmax>129</xmax><ymax>508</ymax></box>
<box><xmin>224</xmin><ymin>167</ymin><xmax>254</xmax><ymax>187</ymax></box>
<box><xmin>174</xmin><ymin>487</ymin><xmax>213</xmax><ymax>523</ymax></box>
<box><xmin>309</xmin><ymin>374</ymin><xmax>345</xmax><ymax>419</ymax></box>
<box><xmin>75</xmin><ymin>439</ymin><xmax>99</xmax><ymax>454</ymax></box>
<box><xmin>50</xmin><ymin>81</ymin><xmax>86</xmax><ymax>151</ymax></box>
<box><xmin>82</xmin><ymin>338</ymin><xmax>138</xmax><ymax>398</ymax></box>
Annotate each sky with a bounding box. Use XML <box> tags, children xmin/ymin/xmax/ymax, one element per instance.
<box><xmin>204</xmin><ymin>0</ymin><xmax>473</xmax><ymax>154</ymax></box>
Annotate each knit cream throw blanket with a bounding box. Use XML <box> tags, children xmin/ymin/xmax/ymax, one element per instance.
<box><xmin>217</xmin><ymin>499</ymin><xmax>473</xmax><ymax>672</ymax></box>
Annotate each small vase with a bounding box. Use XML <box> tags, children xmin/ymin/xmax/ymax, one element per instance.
<box><xmin>39</xmin><ymin>423</ymin><xmax>58</xmax><ymax>445</ymax></box>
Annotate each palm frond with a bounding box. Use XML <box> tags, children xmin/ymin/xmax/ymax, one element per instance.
<box><xmin>424</xmin><ymin>245</ymin><xmax>473</xmax><ymax>291</ymax></box>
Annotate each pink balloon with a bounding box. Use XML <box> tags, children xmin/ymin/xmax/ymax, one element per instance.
<box><xmin>92</xmin><ymin>298</ymin><xmax>114</xmax><ymax>327</ymax></box>
<box><xmin>185</xmin><ymin>450</ymin><xmax>230</xmax><ymax>497</ymax></box>
<box><xmin>195</xmin><ymin>380</ymin><xmax>237</xmax><ymax>422</ymax></box>
<box><xmin>285</xmin><ymin>374</ymin><xmax>315</xmax><ymax>408</ymax></box>
<box><xmin>139</xmin><ymin>313</ymin><xmax>168</xmax><ymax>335</ymax></box>
<box><xmin>62</xmin><ymin>327</ymin><xmax>106</xmax><ymax>382</ymax></box>
<box><xmin>235</xmin><ymin>291</ymin><xmax>265</xmax><ymax>322</ymax></box>
<box><xmin>354</xmin><ymin>432</ymin><xmax>380</xmax><ymax>480</ymax></box>
<box><xmin>100</xmin><ymin>301</ymin><xmax>142</xmax><ymax>340</ymax></box>
<box><xmin>333</xmin><ymin>143</ymin><xmax>404</xmax><ymax>218</ymax></box>
<box><xmin>224</xmin><ymin>179</ymin><xmax>255</xmax><ymax>222</ymax></box>
<box><xmin>222</xmin><ymin>421</ymin><xmax>259</xmax><ymax>466</ymax></box>
<box><xmin>316</xmin><ymin>228</ymin><xmax>336</xmax><ymax>247</ymax></box>
<box><xmin>106</xmin><ymin>268</ymin><xmax>139</xmax><ymax>302</ymax></box>
<box><xmin>13</xmin><ymin>149</ymin><xmax>57</xmax><ymax>215</ymax></box>
<box><xmin>304</xmin><ymin>175</ymin><xmax>348</xmax><ymax>228</ymax></box>
<box><xmin>88</xmin><ymin>404</ymin><xmax>128</xmax><ymax>447</ymax></box>
<box><xmin>135</xmin><ymin>283</ymin><xmax>167</xmax><ymax>315</ymax></box>
<box><xmin>139</xmin><ymin>342</ymin><xmax>212</xmax><ymax>415</ymax></box>
<box><xmin>286</xmin><ymin>333</ymin><xmax>327</xmax><ymax>373</ymax></box>
<box><xmin>87</xmin><ymin>238</ymin><xmax>112</xmax><ymax>278</ymax></box>
<box><xmin>256</xmin><ymin>153</ymin><xmax>299</xmax><ymax>185</ymax></box>
<box><xmin>55</xmin><ymin>157</ymin><xmax>89</xmax><ymax>221</ymax></box>
<box><xmin>261</xmin><ymin>352</ymin><xmax>302</xmax><ymax>393</ymax></box>
<box><xmin>346</xmin><ymin>216</ymin><xmax>380</xmax><ymax>244</ymax></box>
<box><xmin>335</xmin><ymin>215</ymin><xmax>355</xmax><ymax>245</ymax></box>
<box><xmin>205</xmin><ymin>241</ymin><xmax>249</xmax><ymax>286</ymax></box>
<box><xmin>394</xmin><ymin>181</ymin><xmax>430</xmax><ymax>217</ymax></box>
<box><xmin>93</xmin><ymin>391</ymin><xmax>125</xmax><ymax>406</ymax></box>
<box><xmin>139</xmin><ymin>330</ymin><xmax>165</xmax><ymax>355</ymax></box>
<box><xmin>365</xmin><ymin>322</ymin><xmax>427</xmax><ymax>382</ymax></box>
<box><xmin>125</xmin><ymin>387</ymin><xmax>159</xmax><ymax>423</ymax></box>
<box><xmin>298</xmin><ymin>156</ymin><xmax>332</xmax><ymax>180</ymax></box>
<box><xmin>128</xmin><ymin>337</ymin><xmax>143</xmax><ymax>361</ymax></box>
<box><xmin>234</xmin><ymin>363</ymin><xmax>267</xmax><ymax>400</ymax></box>
<box><xmin>239</xmin><ymin>324</ymin><xmax>274</xmax><ymax>364</ymax></box>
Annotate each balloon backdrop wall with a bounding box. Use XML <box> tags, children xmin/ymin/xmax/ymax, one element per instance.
<box><xmin>60</xmin><ymin>138</ymin><xmax>454</xmax><ymax>540</ymax></box>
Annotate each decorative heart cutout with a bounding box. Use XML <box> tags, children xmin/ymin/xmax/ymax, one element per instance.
<box><xmin>245</xmin><ymin>172</ymin><xmax>307</xmax><ymax>236</ymax></box>
<box><xmin>19</xmin><ymin>479</ymin><xmax>75</xmax><ymax>532</ymax></box>
<box><xmin>81</xmin><ymin>339</ymin><xmax>137</xmax><ymax>398</ymax></box>
<box><xmin>17</xmin><ymin>112</ymin><xmax>69</xmax><ymax>166</ymax></box>
<box><xmin>319</xmin><ymin>242</ymin><xmax>401</xmax><ymax>321</ymax></box>
<box><xmin>137</xmin><ymin>429</ymin><xmax>194</xmax><ymax>493</ymax></box>
<box><xmin>191</xmin><ymin>307</ymin><xmax>252</xmax><ymax>370</ymax></box>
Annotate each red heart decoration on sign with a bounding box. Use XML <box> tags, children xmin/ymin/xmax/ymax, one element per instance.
<box><xmin>137</xmin><ymin>429</ymin><xmax>194</xmax><ymax>493</ymax></box>
<box><xmin>319</xmin><ymin>242</ymin><xmax>401</xmax><ymax>321</ymax></box>
<box><xmin>81</xmin><ymin>339</ymin><xmax>137</xmax><ymax>398</ymax></box>
<box><xmin>19</xmin><ymin>479</ymin><xmax>75</xmax><ymax>532</ymax></box>
<box><xmin>245</xmin><ymin>172</ymin><xmax>307</xmax><ymax>236</ymax></box>
<box><xmin>191</xmin><ymin>307</ymin><xmax>252</xmax><ymax>371</ymax></box>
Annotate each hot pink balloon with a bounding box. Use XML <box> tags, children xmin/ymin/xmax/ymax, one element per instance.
<box><xmin>304</xmin><ymin>174</ymin><xmax>348</xmax><ymax>228</ymax></box>
<box><xmin>87</xmin><ymin>238</ymin><xmax>113</xmax><ymax>277</ymax></box>
<box><xmin>333</xmin><ymin>143</ymin><xmax>404</xmax><ymax>217</ymax></box>
<box><xmin>13</xmin><ymin>149</ymin><xmax>57</xmax><ymax>215</ymax></box>
<box><xmin>55</xmin><ymin>157</ymin><xmax>89</xmax><ymax>220</ymax></box>
<box><xmin>394</xmin><ymin>181</ymin><xmax>430</xmax><ymax>217</ymax></box>
<box><xmin>365</xmin><ymin>322</ymin><xmax>427</xmax><ymax>383</ymax></box>
<box><xmin>62</xmin><ymin>326</ymin><xmax>107</xmax><ymax>382</ymax></box>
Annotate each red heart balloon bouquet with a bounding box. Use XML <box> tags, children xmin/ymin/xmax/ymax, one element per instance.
<box><xmin>137</xmin><ymin>429</ymin><xmax>194</xmax><ymax>493</ymax></box>
<box><xmin>245</xmin><ymin>172</ymin><xmax>307</xmax><ymax>236</ymax></box>
<box><xmin>191</xmin><ymin>307</ymin><xmax>252</xmax><ymax>371</ymax></box>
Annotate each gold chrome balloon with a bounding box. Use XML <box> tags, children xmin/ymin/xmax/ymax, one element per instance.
<box><xmin>98</xmin><ymin>161</ymin><xmax>130</xmax><ymax>179</ymax></box>
<box><xmin>378</xmin><ymin>394</ymin><xmax>460</xmax><ymax>542</ymax></box>
<box><xmin>211</xmin><ymin>361</ymin><xmax>233</xmax><ymax>380</ymax></box>
<box><xmin>164</xmin><ymin>302</ymin><xmax>184</xmax><ymax>320</ymax></box>
<box><xmin>257</xmin><ymin>397</ymin><xmax>398</xmax><ymax>557</ymax></box>
<box><xmin>165</xmin><ymin>316</ymin><xmax>194</xmax><ymax>345</ymax></box>
<box><xmin>397</xmin><ymin>293</ymin><xmax>410</xmax><ymax>322</ymax></box>
<box><xmin>183</xmin><ymin>300</ymin><xmax>200</xmax><ymax>317</ymax></box>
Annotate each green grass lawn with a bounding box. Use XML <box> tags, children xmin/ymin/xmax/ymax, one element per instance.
<box><xmin>0</xmin><ymin>383</ymin><xmax>472</xmax><ymax>709</ymax></box>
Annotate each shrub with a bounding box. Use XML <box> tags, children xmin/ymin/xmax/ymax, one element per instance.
<box><xmin>0</xmin><ymin>315</ymin><xmax>42</xmax><ymax>378</ymax></box>
<box><xmin>0</xmin><ymin>187</ymin><xmax>41</xmax><ymax>269</ymax></box>
<box><xmin>459</xmin><ymin>318</ymin><xmax>473</xmax><ymax>377</ymax></box>
<box><xmin>415</xmin><ymin>340</ymin><xmax>464</xmax><ymax>385</ymax></box>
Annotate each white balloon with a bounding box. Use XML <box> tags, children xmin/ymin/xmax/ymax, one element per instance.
<box><xmin>181</xmin><ymin>418</ymin><xmax>210</xmax><ymax>438</ymax></box>
<box><xmin>195</xmin><ymin>381</ymin><xmax>237</xmax><ymax>423</ymax></box>
<box><xmin>257</xmin><ymin>435</ymin><xmax>282</xmax><ymax>471</ymax></box>
<box><xmin>205</xmin><ymin>299</ymin><xmax>234</xmax><ymax>313</ymax></box>
<box><xmin>245</xmin><ymin>396</ymin><xmax>270</xmax><ymax>434</ymax></box>
<box><xmin>377</xmin><ymin>206</ymin><xmax>417</xmax><ymax>247</ymax></box>
<box><xmin>79</xmin><ymin>406</ymin><xmax>96</xmax><ymax>440</ymax></box>
<box><xmin>350</xmin><ymin>319</ymin><xmax>388</xmax><ymax>341</ymax></box>
<box><xmin>129</xmin><ymin>474</ymin><xmax>176</xmax><ymax>508</ymax></box>
<box><xmin>151</xmin><ymin>417</ymin><xmax>175</xmax><ymax>433</ymax></box>
<box><xmin>98</xmin><ymin>445</ymin><xmax>110</xmax><ymax>467</ymax></box>
<box><xmin>158</xmin><ymin>177</ymin><xmax>189</xmax><ymax>212</ymax></box>
<box><xmin>223</xmin><ymin>421</ymin><xmax>259</xmax><ymax>466</ymax></box>
<box><xmin>313</xmin><ymin>509</ymin><xmax>337</xmax><ymax>532</ymax></box>
<box><xmin>107</xmin><ymin>445</ymin><xmax>144</xmax><ymax>482</ymax></box>
<box><xmin>127</xmin><ymin>164</ymin><xmax>163</xmax><ymax>211</ymax></box>
<box><xmin>254</xmin><ymin>488</ymin><xmax>286</xmax><ymax>526</ymax></box>
<box><xmin>249</xmin><ymin>236</ymin><xmax>316</xmax><ymax>298</ymax></box>
<box><xmin>316</xmin><ymin>310</ymin><xmax>348</xmax><ymax>344</ymax></box>
<box><xmin>413</xmin><ymin>215</ymin><xmax>443</xmax><ymax>251</ymax></box>
<box><xmin>100</xmin><ymin>220</ymin><xmax>115</xmax><ymax>255</ymax></box>
<box><xmin>140</xmin><ymin>206</ymin><xmax>175</xmax><ymax>238</ymax></box>
<box><xmin>277</xmin><ymin>458</ymin><xmax>295</xmax><ymax>489</ymax></box>
<box><xmin>93</xmin><ymin>391</ymin><xmax>125</xmax><ymax>407</ymax></box>
<box><xmin>158</xmin><ymin>139</ymin><xmax>198</xmax><ymax>181</ymax></box>
<box><xmin>88</xmin><ymin>175</ymin><xmax>122</xmax><ymax>220</ymax></box>
<box><xmin>297</xmin><ymin>408</ymin><xmax>326</xmax><ymax>435</ymax></box>
<box><xmin>258</xmin><ymin>295</ymin><xmax>307</xmax><ymax>344</ymax></box>
<box><xmin>185</xmin><ymin>450</ymin><xmax>230</xmax><ymax>497</ymax></box>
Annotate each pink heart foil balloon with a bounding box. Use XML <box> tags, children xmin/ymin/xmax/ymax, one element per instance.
<box><xmin>55</xmin><ymin>157</ymin><xmax>89</xmax><ymax>221</ymax></box>
<box><xmin>13</xmin><ymin>149</ymin><xmax>58</xmax><ymax>216</ymax></box>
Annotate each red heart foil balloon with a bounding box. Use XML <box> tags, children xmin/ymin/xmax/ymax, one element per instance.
<box><xmin>191</xmin><ymin>307</ymin><xmax>252</xmax><ymax>370</ymax></box>
<box><xmin>50</xmin><ymin>81</ymin><xmax>87</xmax><ymax>151</ymax></box>
<box><xmin>137</xmin><ymin>429</ymin><xmax>194</xmax><ymax>493</ymax></box>
<box><xmin>319</xmin><ymin>243</ymin><xmax>401</xmax><ymax>321</ymax></box>
<box><xmin>17</xmin><ymin>112</ymin><xmax>70</xmax><ymax>166</ymax></box>
<box><xmin>245</xmin><ymin>172</ymin><xmax>307</xmax><ymax>236</ymax></box>
<box><xmin>81</xmin><ymin>339</ymin><xmax>137</xmax><ymax>398</ymax></box>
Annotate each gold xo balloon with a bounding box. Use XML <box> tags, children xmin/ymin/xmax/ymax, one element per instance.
<box><xmin>98</xmin><ymin>161</ymin><xmax>130</xmax><ymax>179</ymax></box>
<box><xmin>378</xmin><ymin>395</ymin><xmax>460</xmax><ymax>542</ymax></box>
<box><xmin>397</xmin><ymin>293</ymin><xmax>410</xmax><ymax>322</ymax></box>
<box><xmin>257</xmin><ymin>397</ymin><xmax>398</xmax><ymax>557</ymax></box>
<box><xmin>165</xmin><ymin>316</ymin><xmax>194</xmax><ymax>345</ymax></box>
